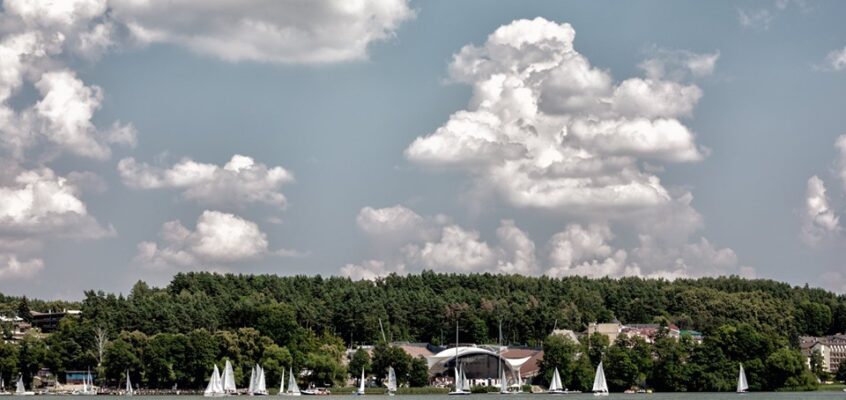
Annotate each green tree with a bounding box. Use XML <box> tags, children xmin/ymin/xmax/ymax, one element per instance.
<box><xmin>538</xmin><ymin>334</ymin><xmax>579</xmax><ymax>388</ymax></box>
<box><xmin>765</xmin><ymin>348</ymin><xmax>817</xmax><ymax>391</ymax></box>
<box><xmin>16</xmin><ymin>297</ymin><xmax>32</xmax><ymax>323</ymax></box>
<box><xmin>349</xmin><ymin>348</ymin><xmax>371</xmax><ymax>378</ymax></box>
<box><xmin>261</xmin><ymin>344</ymin><xmax>292</xmax><ymax>391</ymax></box>
<box><xmin>408</xmin><ymin>357</ymin><xmax>429</xmax><ymax>387</ymax></box>
<box><xmin>371</xmin><ymin>343</ymin><xmax>412</xmax><ymax>385</ymax></box>
<box><xmin>836</xmin><ymin>360</ymin><xmax>846</xmax><ymax>383</ymax></box>
<box><xmin>605</xmin><ymin>336</ymin><xmax>638</xmax><ymax>391</ymax></box>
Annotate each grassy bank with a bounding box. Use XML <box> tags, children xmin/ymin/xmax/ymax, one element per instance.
<box><xmin>817</xmin><ymin>383</ymin><xmax>846</xmax><ymax>391</ymax></box>
<box><xmin>329</xmin><ymin>387</ymin><xmax>450</xmax><ymax>395</ymax></box>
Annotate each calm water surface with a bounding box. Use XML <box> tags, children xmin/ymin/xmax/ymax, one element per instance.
<box><xmin>22</xmin><ymin>394</ymin><xmax>845</xmax><ymax>400</ymax></box>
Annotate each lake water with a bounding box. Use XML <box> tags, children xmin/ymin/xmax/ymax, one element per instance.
<box><xmin>21</xmin><ymin>394</ymin><xmax>844</xmax><ymax>400</ymax></box>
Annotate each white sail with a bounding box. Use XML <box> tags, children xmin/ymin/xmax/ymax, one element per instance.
<box><xmin>592</xmin><ymin>362</ymin><xmax>608</xmax><ymax>393</ymax></box>
<box><xmin>549</xmin><ymin>368</ymin><xmax>563</xmax><ymax>392</ymax></box>
<box><xmin>357</xmin><ymin>369</ymin><xmax>366</xmax><ymax>395</ymax></box>
<box><xmin>205</xmin><ymin>364</ymin><xmax>224</xmax><ymax>396</ymax></box>
<box><xmin>256</xmin><ymin>365</ymin><xmax>267</xmax><ymax>395</ymax></box>
<box><xmin>386</xmin><ymin>367</ymin><xmax>397</xmax><ymax>392</ymax></box>
<box><xmin>278</xmin><ymin>367</ymin><xmax>285</xmax><ymax>395</ymax></box>
<box><xmin>287</xmin><ymin>368</ymin><xmax>300</xmax><ymax>395</ymax></box>
<box><xmin>223</xmin><ymin>360</ymin><xmax>237</xmax><ymax>394</ymax></box>
<box><xmin>737</xmin><ymin>363</ymin><xmax>749</xmax><ymax>393</ymax></box>
<box><xmin>249</xmin><ymin>366</ymin><xmax>257</xmax><ymax>394</ymax></box>
<box><xmin>126</xmin><ymin>369</ymin><xmax>134</xmax><ymax>396</ymax></box>
<box><xmin>499</xmin><ymin>369</ymin><xmax>508</xmax><ymax>393</ymax></box>
<box><xmin>460</xmin><ymin>365</ymin><xmax>471</xmax><ymax>391</ymax></box>
<box><xmin>15</xmin><ymin>376</ymin><xmax>24</xmax><ymax>394</ymax></box>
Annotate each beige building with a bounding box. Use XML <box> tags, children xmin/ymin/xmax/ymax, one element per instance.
<box><xmin>586</xmin><ymin>321</ymin><xmax>622</xmax><ymax>343</ymax></box>
<box><xmin>800</xmin><ymin>335</ymin><xmax>846</xmax><ymax>373</ymax></box>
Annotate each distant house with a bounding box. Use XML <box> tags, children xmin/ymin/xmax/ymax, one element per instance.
<box><xmin>586</xmin><ymin>321</ymin><xmax>622</xmax><ymax>343</ymax></box>
<box><xmin>0</xmin><ymin>315</ymin><xmax>31</xmax><ymax>342</ymax></box>
<box><xmin>30</xmin><ymin>310</ymin><xmax>81</xmax><ymax>333</ymax></box>
<box><xmin>550</xmin><ymin>329</ymin><xmax>579</xmax><ymax>343</ymax></box>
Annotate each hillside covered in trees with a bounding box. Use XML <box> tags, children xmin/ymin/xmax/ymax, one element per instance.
<box><xmin>1</xmin><ymin>272</ymin><xmax>844</xmax><ymax>392</ymax></box>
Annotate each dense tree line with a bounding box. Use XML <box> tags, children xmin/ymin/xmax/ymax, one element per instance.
<box><xmin>0</xmin><ymin>272</ymin><xmax>844</xmax><ymax>391</ymax></box>
<box><xmin>540</xmin><ymin>325</ymin><xmax>818</xmax><ymax>392</ymax></box>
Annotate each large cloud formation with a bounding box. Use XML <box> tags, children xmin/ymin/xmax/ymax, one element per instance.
<box><xmin>119</xmin><ymin>155</ymin><xmax>294</xmax><ymax>209</ymax></box>
<box><xmin>135</xmin><ymin>210</ymin><xmax>291</xmax><ymax>271</ymax></box>
<box><xmin>342</xmin><ymin>204</ymin><xmax>748</xmax><ymax>281</ymax></box>
<box><xmin>108</xmin><ymin>0</ymin><xmax>414</xmax><ymax>64</ymax></box>
<box><xmin>405</xmin><ymin>18</ymin><xmax>706</xmax><ymax>213</ymax></box>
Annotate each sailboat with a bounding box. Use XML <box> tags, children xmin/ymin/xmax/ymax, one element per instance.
<box><xmin>14</xmin><ymin>375</ymin><xmax>33</xmax><ymax>396</ymax></box>
<box><xmin>254</xmin><ymin>365</ymin><xmax>268</xmax><ymax>396</ymax></box>
<box><xmin>278</xmin><ymin>368</ymin><xmax>285</xmax><ymax>396</ymax></box>
<box><xmin>204</xmin><ymin>365</ymin><xmax>226</xmax><ymax>397</ymax></box>
<box><xmin>223</xmin><ymin>361</ymin><xmax>237</xmax><ymax>395</ymax></box>
<box><xmin>281</xmin><ymin>368</ymin><xmax>300</xmax><ymax>396</ymax></box>
<box><xmin>547</xmin><ymin>368</ymin><xmax>565</xmax><ymax>394</ymax></box>
<box><xmin>736</xmin><ymin>363</ymin><xmax>749</xmax><ymax>393</ymax></box>
<box><xmin>354</xmin><ymin>369</ymin><xmax>366</xmax><ymax>396</ymax></box>
<box><xmin>513</xmin><ymin>370</ymin><xmax>523</xmax><ymax>394</ymax></box>
<box><xmin>78</xmin><ymin>368</ymin><xmax>96</xmax><ymax>395</ymax></box>
<box><xmin>497</xmin><ymin>321</ymin><xmax>509</xmax><ymax>395</ymax></box>
<box><xmin>385</xmin><ymin>367</ymin><xmax>397</xmax><ymax>396</ymax></box>
<box><xmin>125</xmin><ymin>369</ymin><xmax>134</xmax><ymax>396</ymax></box>
<box><xmin>448</xmin><ymin>321</ymin><xmax>471</xmax><ymax>396</ymax></box>
<box><xmin>592</xmin><ymin>362</ymin><xmax>608</xmax><ymax>396</ymax></box>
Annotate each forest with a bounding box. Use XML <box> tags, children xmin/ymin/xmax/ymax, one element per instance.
<box><xmin>1</xmin><ymin>271</ymin><xmax>844</xmax><ymax>392</ymax></box>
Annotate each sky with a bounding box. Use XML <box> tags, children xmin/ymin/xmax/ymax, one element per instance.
<box><xmin>1</xmin><ymin>0</ymin><xmax>846</xmax><ymax>299</ymax></box>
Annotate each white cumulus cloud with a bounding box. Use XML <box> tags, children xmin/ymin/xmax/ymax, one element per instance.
<box><xmin>824</xmin><ymin>47</ymin><xmax>846</xmax><ymax>71</ymax></box>
<box><xmin>135</xmin><ymin>210</ymin><xmax>294</xmax><ymax>270</ymax></box>
<box><xmin>108</xmin><ymin>0</ymin><xmax>414</xmax><ymax>64</ymax></box>
<box><xmin>800</xmin><ymin>175</ymin><xmax>840</xmax><ymax>246</ymax></box>
<box><xmin>405</xmin><ymin>18</ymin><xmax>707</xmax><ymax>213</ymax></box>
<box><xmin>118</xmin><ymin>155</ymin><xmax>294</xmax><ymax>209</ymax></box>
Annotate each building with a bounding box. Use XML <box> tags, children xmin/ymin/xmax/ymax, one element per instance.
<box><xmin>0</xmin><ymin>315</ymin><xmax>32</xmax><ymax>342</ymax></box>
<box><xmin>30</xmin><ymin>310</ymin><xmax>81</xmax><ymax>333</ymax></box>
<box><xmin>586</xmin><ymin>321</ymin><xmax>622</xmax><ymax>343</ymax></box>
<box><xmin>800</xmin><ymin>334</ymin><xmax>846</xmax><ymax>373</ymax></box>
<box><xmin>550</xmin><ymin>329</ymin><xmax>579</xmax><ymax>343</ymax></box>
<box><xmin>425</xmin><ymin>345</ymin><xmax>541</xmax><ymax>387</ymax></box>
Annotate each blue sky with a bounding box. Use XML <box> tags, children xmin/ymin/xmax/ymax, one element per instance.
<box><xmin>1</xmin><ymin>0</ymin><xmax>846</xmax><ymax>298</ymax></box>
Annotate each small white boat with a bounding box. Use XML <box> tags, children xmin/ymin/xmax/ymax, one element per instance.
<box><xmin>125</xmin><ymin>369</ymin><xmax>134</xmax><ymax>396</ymax></box>
<box><xmin>14</xmin><ymin>376</ymin><xmax>34</xmax><ymax>396</ymax></box>
<box><xmin>736</xmin><ymin>363</ymin><xmax>748</xmax><ymax>393</ymax></box>
<box><xmin>354</xmin><ymin>369</ymin><xmax>366</xmax><ymax>396</ymax></box>
<box><xmin>592</xmin><ymin>362</ymin><xmax>608</xmax><ymax>396</ymax></box>
<box><xmin>223</xmin><ymin>361</ymin><xmax>237</xmax><ymax>395</ymax></box>
<box><xmin>204</xmin><ymin>364</ymin><xmax>227</xmax><ymax>397</ymax></box>
<box><xmin>250</xmin><ymin>364</ymin><xmax>268</xmax><ymax>396</ymax></box>
<box><xmin>385</xmin><ymin>367</ymin><xmax>397</xmax><ymax>396</ymax></box>
<box><xmin>281</xmin><ymin>368</ymin><xmax>300</xmax><ymax>396</ymax></box>
<box><xmin>448</xmin><ymin>321</ymin><xmax>471</xmax><ymax>396</ymax></box>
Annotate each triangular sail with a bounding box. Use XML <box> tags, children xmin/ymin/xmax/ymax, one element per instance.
<box><xmin>249</xmin><ymin>365</ymin><xmax>257</xmax><ymax>394</ymax></box>
<box><xmin>205</xmin><ymin>364</ymin><xmax>224</xmax><ymax>396</ymax></box>
<box><xmin>737</xmin><ymin>363</ymin><xmax>749</xmax><ymax>393</ymax></box>
<box><xmin>549</xmin><ymin>368</ymin><xmax>562</xmax><ymax>392</ymax></box>
<box><xmin>287</xmin><ymin>368</ymin><xmax>300</xmax><ymax>394</ymax></box>
<box><xmin>592</xmin><ymin>362</ymin><xmax>608</xmax><ymax>393</ymax></box>
<box><xmin>460</xmin><ymin>365</ymin><xmax>470</xmax><ymax>391</ymax></box>
<box><xmin>126</xmin><ymin>369</ymin><xmax>133</xmax><ymax>395</ymax></box>
<box><xmin>359</xmin><ymin>369</ymin><xmax>366</xmax><ymax>393</ymax></box>
<box><xmin>279</xmin><ymin>367</ymin><xmax>285</xmax><ymax>395</ymax></box>
<box><xmin>500</xmin><ymin>369</ymin><xmax>508</xmax><ymax>393</ymax></box>
<box><xmin>15</xmin><ymin>376</ymin><xmax>24</xmax><ymax>394</ymax></box>
<box><xmin>223</xmin><ymin>360</ymin><xmax>237</xmax><ymax>393</ymax></box>
<box><xmin>257</xmin><ymin>365</ymin><xmax>267</xmax><ymax>394</ymax></box>
<box><xmin>387</xmin><ymin>367</ymin><xmax>397</xmax><ymax>392</ymax></box>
